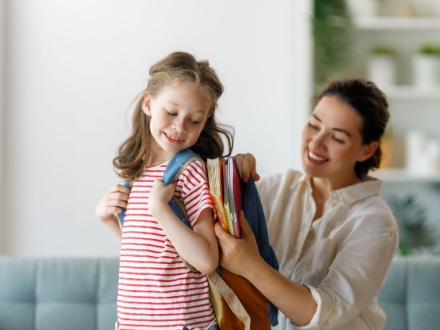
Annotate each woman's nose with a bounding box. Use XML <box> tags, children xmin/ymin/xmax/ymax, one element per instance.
<box><xmin>310</xmin><ymin>133</ymin><xmax>325</xmax><ymax>149</ymax></box>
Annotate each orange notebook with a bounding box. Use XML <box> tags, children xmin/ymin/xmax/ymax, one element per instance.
<box><xmin>207</xmin><ymin>157</ymin><xmax>230</xmax><ymax>234</ymax></box>
<box><xmin>207</xmin><ymin>157</ymin><xmax>242</xmax><ymax>238</ymax></box>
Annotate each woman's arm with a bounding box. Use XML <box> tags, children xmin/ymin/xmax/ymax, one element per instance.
<box><xmin>149</xmin><ymin>179</ymin><xmax>219</xmax><ymax>275</ymax></box>
<box><xmin>215</xmin><ymin>212</ymin><xmax>317</xmax><ymax>326</ymax></box>
<box><xmin>95</xmin><ymin>184</ymin><xmax>130</xmax><ymax>239</ymax></box>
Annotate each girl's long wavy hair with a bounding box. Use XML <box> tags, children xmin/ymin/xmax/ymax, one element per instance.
<box><xmin>315</xmin><ymin>78</ymin><xmax>390</xmax><ymax>179</ymax></box>
<box><xmin>113</xmin><ymin>52</ymin><xmax>234</xmax><ymax>181</ymax></box>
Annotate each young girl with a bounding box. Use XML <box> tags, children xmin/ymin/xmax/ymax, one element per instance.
<box><xmin>96</xmin><ymin>51</ymin><xmax>234</xmax><ymax>330</ymax></box>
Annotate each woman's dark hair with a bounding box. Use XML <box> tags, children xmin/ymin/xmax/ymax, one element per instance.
<box><xmin>113</xmin><ymin>51</ymin><xmax>234</xmax><ymax>181</ymax></box>
<box><xmin>316</xmin><ymin>78</ymin><xmax>390</xmax><ymax>179</ymax></box>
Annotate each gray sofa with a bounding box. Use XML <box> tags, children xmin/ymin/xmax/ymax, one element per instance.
<box><xmin>377</xmin><ymin>256</ymin><xmax>440</xmax><ymax>330</ymax></box>
<box><xmin>1</xmin><ymin>256</ymin><xmax>440</xmax><ymax>330</ymax></box>
<box><xmin>0</xmin><ymin>258</ymin><xmax>118</xmax><ymax>330</ymax></box>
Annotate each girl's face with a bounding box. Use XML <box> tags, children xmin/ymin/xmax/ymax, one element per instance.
<box><xmin>142</xmin><ymin>81</ymin><xmax>211</xmax><ymax>163</ymax></box>
<box><xmin>301</xmin><ymin>95</ymin><xmax>377</xmax><ymax>188</ymax></box>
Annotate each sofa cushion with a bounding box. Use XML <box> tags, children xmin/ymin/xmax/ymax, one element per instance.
<box><xmin>0</xmin><ymin>257</ymin><xmax>119</xmax><ymax>330</ymax></box>
<box><xmin>378</xmin><ymin>256</ymin><xmax>440</xmax><ymax>330</ymax></box>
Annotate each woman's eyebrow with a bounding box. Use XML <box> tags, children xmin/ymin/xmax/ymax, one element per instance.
<box><xmin>311</xmin><ymin>113</ymin><xmax>321</xmax><ymax>122</ymax></box>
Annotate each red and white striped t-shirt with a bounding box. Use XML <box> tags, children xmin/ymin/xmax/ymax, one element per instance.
<box><xmin>117</xmin><ymin>159</ymin><xmax>216</xmax><ymax>330</ymax></box>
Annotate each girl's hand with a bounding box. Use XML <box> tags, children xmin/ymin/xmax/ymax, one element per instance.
<box><xmin>96</xmin><ymin>184</ymin><xmax>130</xmax><ymax>223</ymax></box>
<box><xmin>214</xmin><ymin>211</ymin><xmax>263</xmax><ymax>278</ymax></box>
<box><xmin>149</xmin><ymin>179</ymin><xmax>176</xmax><ymax>217</ymax></box>
<box><xmin>234</xmin><ymin>153</ymin><xmax>260</xmax><ymax>182</ymax></box>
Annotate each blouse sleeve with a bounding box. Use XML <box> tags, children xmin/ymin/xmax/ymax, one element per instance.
<box><xmin>298</xmin><ymin>199</ymin><xmax>398</xmax><ymax>329</ymax></box>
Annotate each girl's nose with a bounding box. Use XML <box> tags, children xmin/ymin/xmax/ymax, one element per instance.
<box><xmin>172</xmin><ymin>117</ymin><xmax>187</xmax><ymax>133</ymax></box>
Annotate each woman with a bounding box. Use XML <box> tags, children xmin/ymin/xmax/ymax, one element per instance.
<box><xmin>215</xmin><ymin>78</ymin><xmax>398</xmax><ymax>329</ymax></box>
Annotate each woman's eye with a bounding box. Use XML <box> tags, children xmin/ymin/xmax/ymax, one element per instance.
<box><xmin>332</xmin><ymin>136</ymin><xmax>344</xmax><ymax>143</ymax></box>
<box><xmin>190</xmin><ymin>119</ymin><xmax>201</xmax><ymax>125</ymax></box>
<box><xmin>308</xmin><ymin>122</ymin><xmax>318</xmax><ymax>130</ymax></box>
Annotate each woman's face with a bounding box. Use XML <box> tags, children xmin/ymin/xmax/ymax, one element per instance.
<box><xmin>301</xmin><ymin>95</ymin><xmax>376</xmax><ymax>187</ymax></box>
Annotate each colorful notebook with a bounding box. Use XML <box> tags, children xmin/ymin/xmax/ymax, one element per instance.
<box><xmin>207</xmin><ymin>157</ymin><xmax>242</xmax><ymax>238</ymax></box>
<box><xmin>207</xmin><ymin>157</ymin><xmax>230</xmax><ymax>234</ymax></box>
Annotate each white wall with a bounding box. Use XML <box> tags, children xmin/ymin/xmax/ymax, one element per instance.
<box><xmin>0</xmin><ymin>0</ymin><xmax>5</xmax><ymax>253</ymax></box>
<box><xmin>1</xmin><ymin>0</ymin><xmax>312</xmax><ymax>256</ymax></box>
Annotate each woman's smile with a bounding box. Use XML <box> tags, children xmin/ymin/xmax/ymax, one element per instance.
<box><xmin>308</xmin><ymin>151</ymin><xmax>328</xmax><ymax>163</ymax></box>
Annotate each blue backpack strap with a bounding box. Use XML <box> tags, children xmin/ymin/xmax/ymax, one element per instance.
<box><xmin>242</xmin><ymin>177</ymin><xmax>279</xmax><ymax>326</ymax></box>
<box><xmin>118</xmin><ymin>149</ymin><xmax>201</xmax><ymax>229</ymax></box>
<box><xmin>161</xmin><ymin>149</ymin><xmax>201</xmax><ymax>229</ymax></box>
<box><xmin>117</xmin><ymin>181</ymin><xmax>132</xmax><ymax>227</ymax></box>
<box><xmin>161</xmin><ymin>148</ymin><xmax>201</xmax><ymax>185</ymax></box>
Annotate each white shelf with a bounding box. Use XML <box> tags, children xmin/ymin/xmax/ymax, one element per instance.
<box><xmin>356</xmin><ymin>17</ymin><xmax>440</xmax><ymax>30</ymax></box>
<box><xmin>383</xmin><ymin>86</ymin><xmax>440</xmax><ymax>100</ymax></box>
<box><xmin>370</xmin><ymin>168</ymin><xmax>440</xmax><ymax>183</ymax></box>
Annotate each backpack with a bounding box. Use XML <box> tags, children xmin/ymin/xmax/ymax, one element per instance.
<box><xmin>118</xmin><ymin>148</ymin><xmax>279</xmax><ymax>329</ymax></box>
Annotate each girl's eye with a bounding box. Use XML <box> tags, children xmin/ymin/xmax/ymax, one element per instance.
<box><xmin>190</xmin><ymin>117</ymin><xmax>205</xmax><ymax>125</ymax></box>
<box><xmin>165</xmin><ymin>109</ymin><xmax>177</xmax><ymax>116</ymax></box>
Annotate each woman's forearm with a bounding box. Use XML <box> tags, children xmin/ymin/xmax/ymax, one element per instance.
<box><xmin>246</xmin><ymin>257</ymin><xmax>318</xmax><ymax>327</ymax></box>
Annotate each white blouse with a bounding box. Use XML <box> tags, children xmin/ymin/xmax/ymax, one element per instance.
<box><xmin>257</xmin><ymin>170</ymin><xmax>398</xmax><ymax>330</ymax></box>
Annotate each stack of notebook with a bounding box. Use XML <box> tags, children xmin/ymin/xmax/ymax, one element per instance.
<box><xmin>207</xmin><ymin>157</ymin><xmax>242</xmax><ymax>239</ymax></box>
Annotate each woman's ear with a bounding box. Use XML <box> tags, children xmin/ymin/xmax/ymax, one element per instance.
<box><xmin>358</xmin><ymin>141</ymin><xmax>379</xmax><ymax>162</ymax></box>
<box><xmin>142</xmin><ymin>92</ymin><xmax>152</xmax><ymax>116</ymax></box>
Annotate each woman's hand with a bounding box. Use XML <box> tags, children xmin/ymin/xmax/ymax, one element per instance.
<box><xmin>214</xmin><ymin>211</ymin><xmax>263</xmax><ymax>278</ymax></box>
<box><xmin>234</xmin><ymin>153</ymin><xmax>260</xmax><ymax>182</ymax></box>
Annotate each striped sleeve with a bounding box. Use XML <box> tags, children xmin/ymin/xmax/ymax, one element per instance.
<box><xmin>176</xmin><ymin>159</ymin><xmax>214</xmax><ymax>227</ymax></box>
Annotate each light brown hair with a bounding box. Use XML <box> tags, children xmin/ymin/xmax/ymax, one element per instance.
<box><xmin>113</xmin><ymin>51</ymin><xmax>234</xmax><ymax>180</ymax></box>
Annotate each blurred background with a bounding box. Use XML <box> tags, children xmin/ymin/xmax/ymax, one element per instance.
<box><xmin>1</xmin><ymin>0</ymin><xmax>440</xmax><ymax>257</ymax></box>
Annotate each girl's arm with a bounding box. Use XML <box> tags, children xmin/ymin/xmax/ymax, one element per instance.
<box><xmin>149</xmin><ymin>179</ymin><xmax>219</xmax><ymax>275</ymax></box>
<box><xmin>95</xmin><ymin>184</ymin><xmax>130</xmax><ymax>239</ymax></box>
<box><xmin>214</xmin><ymin>212</ymin><xmax>317</xmax><ymax>326</ymax></box>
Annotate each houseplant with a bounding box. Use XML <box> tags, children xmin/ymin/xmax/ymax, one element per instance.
<box><xmin>413</xmin><ymin>43</ymin><xmax>440</xmax><ymax>88</ymax></box>
<box><xmin>312</xmin><ymin>0</ymin><xmax>355</xmax><ymax>92</ymax></box>
<box><xmin>366</xmin><ymin>46</ymin><xmax>397</xmax><ymax>88</ymax></box>
<box><xmin>388</xmin><ymin>194</ymin><xmax>435</xmax><ymax>255</ymax></box>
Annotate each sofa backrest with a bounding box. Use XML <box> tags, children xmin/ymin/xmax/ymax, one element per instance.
<box><xmin>0</xmin><ymin>257</ymin><xmax>119</xmax><ymax>330</ymax></box>
<box><xmin>2</xmin><ymin>256</ymin><xmax>440</xmax><ymax>330</ymax></box>
<box><xmin>378</xmin><ymin>256</ymin><xmax>440</xmax><ymax>330</ymax></box>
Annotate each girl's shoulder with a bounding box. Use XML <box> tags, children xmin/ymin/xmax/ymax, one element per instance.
<box><xmin>178</xmin><ymin>159</ymin><xmax>208</xmax><ymax>184</ymax></box>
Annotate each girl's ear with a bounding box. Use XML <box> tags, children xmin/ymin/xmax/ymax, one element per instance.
<box><xmin>357</xmin><ymin>141</ymin><xmax>379</xmax><ymax>162</ymax></box>
<box><xmin>142</xmin><ymin>92</ymin><xmax>152</xmax><ymax>116</ymax></box>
